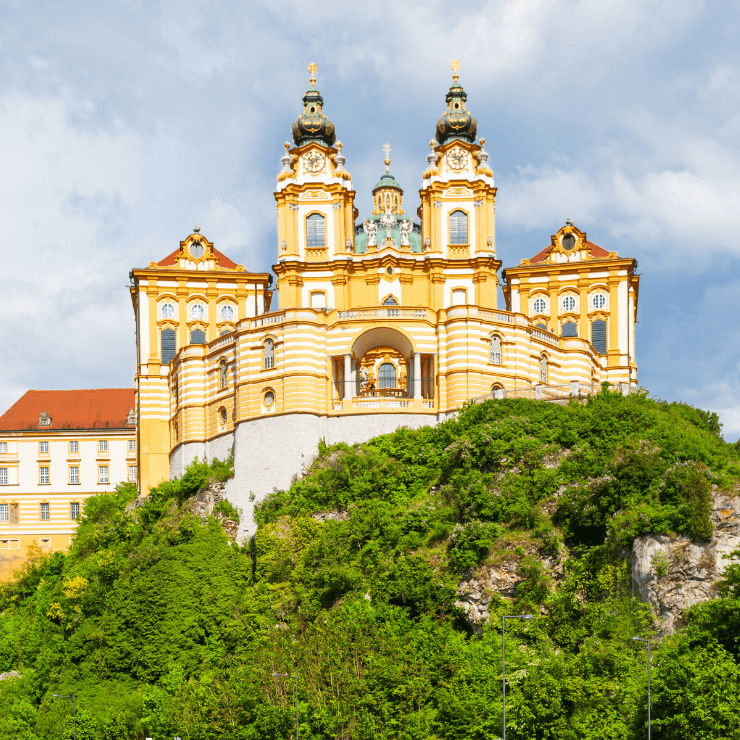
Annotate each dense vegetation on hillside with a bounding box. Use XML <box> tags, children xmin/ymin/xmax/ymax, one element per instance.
<box><xmin>2</xmin><ymin>389</ymin><xmax>740</xmax><ymax>739</ymax></box>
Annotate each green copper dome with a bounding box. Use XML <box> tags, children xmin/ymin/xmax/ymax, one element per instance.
<box><xmin>292</xmin><ymin>86</ymin><xmax>336</xmax><ymax>147</ymax></box>
<box><xmin>373</xmin><ymin>172</ymin><xmax>403</xmax><ymax>193</ymax></box>
<box><xmin>435</xmin><ymin>81</ymin><xmax>477</xmax><ymax>145</ymax></box>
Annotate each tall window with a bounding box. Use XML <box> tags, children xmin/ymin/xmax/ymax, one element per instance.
<box><xmin>306</xmin><ymin>214</ymin><xmax>326</xmax><ymax>247</ymax></box>
<box><xmin>0</xmin><ymin>442</ymin><xmax>6</xmax><ymax>453</ymax></box>
<box><xmin>0</xmin><ymin>468</ymin><xmax>6</xmax><ymax>485</ymax></box>
<box><xmin>264</xmin><ymin>338</ymin><xmax>275</xmax><ymax>369</ymax></box>
<box><xmin>39</xmin><ymin>441</ymin><xmax>49</xmax><ymax>453</ymax></box>
<box><xmin>540</xmin><ymin>354</ymin><xmax>548</xmax><ymax>383</ymax></box>
<box><xmin>0</xmin><ymin>504</ymin><xmax>7</xmax><ymax>520</ymax></box>
<box><xmin>490</xmin><ymin>335</ymin><xmax>502</xmax><ymax>365</ymax></box>
<box><xmin>71</xmin><ymin>502</ymin><xmax>80</xmax><ymax>520</ymax></box>
<box><xmin>592</xmin><ymin>319</ymin><xmax>607</xmax><ymax>354</ymax></box>
<box><xmin>69</xmin><ymin>441</ymin><xmax>78</xmax><ymax>453</ymax></box>
<box><xmin>70</xmin><ymin>466</ymin><xmax>79</xmax><ymax>484</ymax></box>
<box><xmin>40</xmin><ymin>467</ymin><xmax>50</xmax><ymax>484</ymax></box>
<box><xmin>191</xmin><ymin>329</ymin><xmax>206</xmax><ymax>344</ymax></box>
<box><xmin>449</xmin><ymin>210</ymin><xmax>468</xmax><ymax>244</ymax></box>
<box><xmin>99</xmin><ymin>466</ymin><xmax>109</xmax><ymax>484</ymax></box>
<box><xmin>99</xmin><ymin>440</ymin><xmax>108</xmax><ymax>452</ymax></box>
<box><xmin>378</xmin><ymin>363</ymin><xmax>397</xmax><ymax>389</ymax></box>
<box><xmin>40</xmin><ymin>503</ymin><xmax>50</xmax><ymax>521</ymax></box>
<box><xmin>161</xmin><ymin>328</ymin><xmax>176</xmax><ymax>363</ymax></box>
<box><xmin>562</xmin><ymin>321</ymin><xmax>578</xmax><ymax>337</ymax></box>
<box><xmin>129</xmin><ymin>465</ymin><xmax>137</xmax><ymax>483</ymax></box>
<box><xmin>220</xmin><ymin>358</ymin><xmax>227</xmax><ymax>389</ymax></box>
<box><xmin>128</xmin><ymin>440</ymin><xmax>136</xmax><ymax>452</ymax></box>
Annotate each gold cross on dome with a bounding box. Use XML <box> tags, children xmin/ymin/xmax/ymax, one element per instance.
<box><xmin>383</xmin><ymin>143</ymin><xmax>391</xmax><ymax>172</ymax></box>
<box><xmin>451</xmin><ymin>58</ymin><xmax>460</xmax><ymax>83</ymax></box>
<box><xmin>308</xmin><ymin>62</ymin><xmax>317</xmax><ymax>86</ymax></box>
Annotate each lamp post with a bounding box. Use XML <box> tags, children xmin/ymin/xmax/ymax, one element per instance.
<box><xmin>502</xmin><ymin>615</ymin><xmax>534</xmax><ymax>740</ymax></box>
<box><xmin>632</xmin><ymin>637</ymin><xmax>652</xmax><ymax>740</ymax></box>
<box><xmin>52</xmin><ymin>689</ymin><xmax>76</xmax><ymax>740</ymax></box>
<box><xmin>272</xmin><ymin>670</ymin><xmax>299</xmax><ymax>740</ymax></box>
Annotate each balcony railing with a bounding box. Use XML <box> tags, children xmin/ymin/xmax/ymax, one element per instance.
<box><xmin>337</xmin><ymin>307</ymin><xmax>429</xmax><ymax>320</ymax></box>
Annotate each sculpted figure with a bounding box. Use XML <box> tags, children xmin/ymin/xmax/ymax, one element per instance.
<box><xmin>380</xmin><ymin>207</ymin><xmax>397</xmax><ymax>243</ymax></box>
<box><xmin>363</xmin><ymin>219</ymin><xmax>378</xmax><ymax>247</ymax></box>
<box><xmin>399</xmin><ymin>219</ymin><xmax>413</xmax><ymax>247</ymax></box>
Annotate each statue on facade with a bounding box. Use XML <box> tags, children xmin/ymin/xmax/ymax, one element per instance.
<box><xmin>399</xmin><ymin>219</ymin><xmax>413</xmax><ymax>247</ymax></box>
<box><xmin>363</xmin><ymin>219</ymin><xmax>378</xmax><ymax>247</ymax></box>
<box><xmin>380</xmin><ymin>206</ymin><xmax>397</xmax><ymax>244</ymax></box>
<box><xmin>359</xmin><ymin>365</ymin><xmax>369</xmax><ymax>392</ymax></box>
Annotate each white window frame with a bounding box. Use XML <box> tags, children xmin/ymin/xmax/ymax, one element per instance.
<box><xmin>40</xmin><ymin>502</ymin><xmax>50</xmax><ymax>521</ymax></box>
<box><xmin>99</xmin><ymin>439</ymin><xmax>108</xmax><ymax>452</ymax></box>
<box><xmin>490</xmin><ymin>335</ymin><xmax>502</xmax><ymax>365</ymax></box>
<box><xmin>562</xmin><ymin>295</ymin><xmax>577</xmax><ymax>312</ymax></box>
<box><xmin>40</xmin><ymin>466</ymin><xmax>50</xmax><ymax>485</ymax></box>
<box><xmin>540</xmin><ymin>354</ymin><xmax>548</xmax><ymax>383</ymax></box>
<box><xmin>70</xmin><ymin>502</ymin><xmax>80</xmax><ymax>520</ymax></box>
<box><xmin>592</xmin><ymin>292</ymin><xmax>608</xmax><ymax>310</ymax></box>
<box><xmin>0</xmin><ymin>468</ymin><xmax>7</xmax><ymax>485</ymax></box>
<box><xmin>533</xmin><ymin>296</ymin><xmax>547</xmax><ymax>314</ymax></box>
<box><xmin>0</xmin><ymin>504</ymin><xmax>7</xmax><ymax>521</ymax></box>
<box><xmin>70</xmin><ymin>466</ymin><xmax>79</xmax><ymax>485</ymax></box>
<box><xmin>98</xmin><ymin>465</ymin><xmax>109</xmax><ymax>484</ymax></box>
<box><xmin>128</xmin><ymin>439</ymin><xmax>136</xmax><ymax>452</ymax></box>
<box><xmin>128</xmin><ymin>465</ymin><xmax>137</xmax><ymax>483</ymax></box>
<box><xmin>0</xmin><ymin>442</ymin><xmax>7</xmax><ymax>453</ymax></box>
<box><xmin>39</xmin><ymin>441</ymin><xmax>49</xmax><ymax>453</ymax></box>
<box><xmin>69</xmin><ymin>440</ymin><xmax>79</xmax><ymax>453</ymax></box>
<box><xmin>264</xmin><ymin>338</ymin><xmax>275</xmax><ymax>370</ymax></box>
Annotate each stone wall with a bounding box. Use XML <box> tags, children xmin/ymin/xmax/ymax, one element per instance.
<box><xmin>169</xmin><ymin>431</ymin><xmax>234</xmax><ymax>480</ymax></box>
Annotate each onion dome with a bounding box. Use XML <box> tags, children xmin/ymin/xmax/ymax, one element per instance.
<box><xmin>291</xmin><ymin>62</ymin><xmax>336</xmax><ymax>148</ymax></box>
<box><xmin>435</xmin><ymin>60</ymin><xmax>478</xmax><ymax>145</ymax></box>
<box><xmin>371</xmin><ymin>145</ymin><xmax>404</xmax><ymax>215</ymax></box>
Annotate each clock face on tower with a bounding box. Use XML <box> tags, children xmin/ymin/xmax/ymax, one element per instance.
<box><xmin>304</xmin><ymin>151</ymin><xmax>324</xmax><ymax>173</ymax></box>
<box><xmin>447</xmin><ymin>147</ymin><xmax>468</xmax><ymax>172</ymax></box>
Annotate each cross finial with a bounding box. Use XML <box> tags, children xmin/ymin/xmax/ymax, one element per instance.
<box><xmin>451</xmin><ymin>58</ymin><xmax>460</xmax><ymax>83</ymax></box>
<box><xmin>383</xmin><ymin>143</ymin><xmax>391</xmax><ymax>173</ymax></box>
<box><xmin>193</xmin><ymin>223</ymin><xmax>200</xmax><ymax>233</ymax></box>
<box><xmin>308</xmin><ymin>62</ymin><xmax>317</xmax><ymax>87</ymax></box>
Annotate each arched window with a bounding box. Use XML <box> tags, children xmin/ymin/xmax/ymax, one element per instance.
<box><xmin>540</xmin><ymin>354</ymin><xmax>548</xmax><ymax>383</ymax></box>
<box><xmin>190</xmin><ymin>329</ymin><xmax>206</xmax><ymax>345</ymax></box>
<box><xmin>449</xmin><ymin>210</ymin><xmax>468</xmax><ymax>244</ymax></box>
<box><xmin>382</xmin><ymin>295</ymin><xmax>398</xmax><ymax>305</ymax></box>
<box><xmin>306</xmin><ymin>214</ymin><xmax>326</xmax><ymax>247</ymax></box>
<box><xmin>394</xmin><ymin>196</ymin><xmax>399</xmax><ymax>211</ymax></box>
<box><xmin>535</xmin><ymin>323</ymin><xmax>547</xmax><ymax>331</ymax></box>
<box><xmin>378</xmin><ymin>363</ymin><xmax>396</xmax><ymax>389</ymax></box>
<box><xmin>592</xmin><ymin>319</ymin><xmax>607</xmax><ymax>354</ymax></box>
<box><xmin>264</xmin><ymin>338</ymin><xmax>275</xmax><ymax>369</ymax></box>
<box><xmin>562</xmin><ymin>321</ymin><xmax>578</xmax><ymax>337</ymax></box>
<box><xmin>161</xmin><ymin>328</ymin><xmax>176</xmax><ymax>364</ymax></box>
<box><xmin>533</xmin><ymin>296</ymin><xmax>547</xmax><ymax>314</ymax></box>
<box><xmin>592</xmin><ymin>292</ymin><xmax>607</xmax><ymax>310</ymax></box>
<box><xmin>386</xmin><ymin>194</ymin><xmax>390</xmax><ymax>208</ymax></box>
<box><xmin>490</xmin><ymin>335</ymin><xmax>502</xmax><ymax>365</ymax></box>
<box><xmin>220</xmin><ymin>358</ymin><xmax>227</xmax><ymax>389</ymax></box>
<box><xmin>562</xmin><ymin>295</ymin><xmax>577</xmax><ymax>312</ymax></box>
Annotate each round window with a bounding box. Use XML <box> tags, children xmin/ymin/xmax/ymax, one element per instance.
<box><xmin>562</xmin><ymin>234</ymin><xmax>576</xmax><ymax>251</ymax></box>
<box><xmin>562</xmin><ymin>295</ymin><xmax>576</xmax><ymax>312</ymax></box>
<box><xmin>593</xmin><ymin>294</ymin><xmax>607</xmax><ymax>310</ymax></box>
<box><xmin>161</xmin><ymin>303</ymin><xmax>175</xmax><ymax>319</ymax></box>
<box><xmin>220</xmin><ymin>304</ymin><xmax>235</xmax><ymax>321</ymax></box>
<box><xmin>190</xmin><ymin>304</ymin><xmax>205</xmax><ymax>320</ymax></box>
<box><xmin>264</xmin><ymin>390</ymin><xmax>275</xmax><ymax>407</ymax></box>
<box><xmin>219</xmin><ymin>408</ymin><xmax>227</xmax><ymax>425</ymax></box>
<box><xmin>190</xmin><ymin>241</ymin><xmax>205</xmax><ymax>259</ymax></box>
<box><xmin>533</xmin><ymin>297</ymin><xmax>547</xmax><ymax>314</ymax></box>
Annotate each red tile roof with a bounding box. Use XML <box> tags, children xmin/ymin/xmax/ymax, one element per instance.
<box><xmin>157</xmin><ymin>248</ymin><xmax>238</xmax><ymax>269</ymax></box>
<box><xmin>0</xmin><ymin>389</ymin><xmax>135</xmax><ymax>432</ymax></box>
<box><xmin>528</xmin><ymin>240</ymin><xmax>611</xmax><ymax>264</ymax></box>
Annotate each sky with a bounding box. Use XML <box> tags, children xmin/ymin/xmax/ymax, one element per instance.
<box><xmin>2</xmin><ymin>0</ymin><xmax>740</xmax><ymax>438</ymax></box>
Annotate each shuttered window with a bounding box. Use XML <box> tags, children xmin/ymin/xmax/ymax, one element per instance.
<box><xmin>161</xmin><ymin>329</ymin><xmax>176</xmax><ymax>363</ymax></box>
<box><xmin>191</xmin><ymin>329</ymin><xmax>206</xmax><ymax>345</ymax></box>
<box><xmin>490</xmin><ymin>335</ymin><xmax>502</xmax><ymax>365</ymax></box>
<box><xmin>562</xmin><ymin>321</ymin><xmax>578</xmax><ymax>337</ymax></box>
<box><xmin>306</xmin><ymin>214</ymin><xmax>326</xmax><ymax>247</ymax></box>
<box><xmin>379</xmin><ymin>363</ymin><xmax>396</xmax><ymax>389</ymax></box>
<box><xmin>592</xmin><ymin>320</ymin><xmax>607</xmax><ymax>354</ymax></box>
<box><xmin>449</xmin><ymin>210</ymin><xmax>468</xmax><ymax>244</ymax></box>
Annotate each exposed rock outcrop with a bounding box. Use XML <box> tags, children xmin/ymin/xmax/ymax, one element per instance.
<box><xmin>631</xmin><ymin>493</ymin><xmax>740</xmax><ymax>635</ymax></box>
<box><xmin>185</xmin><ymin>480</ymin><xmax>240</xmax><ymax>540</ymax></box>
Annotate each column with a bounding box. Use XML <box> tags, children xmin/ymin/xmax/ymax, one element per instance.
<box><xmin>344</xmin><ymin>354</ymin><xmax>352</xmax><ymax>401</ymax></box>
<box><xmin>413</xmin><ymin>352</ymin><xmax>422</xmax><ymax>399</ymax></box>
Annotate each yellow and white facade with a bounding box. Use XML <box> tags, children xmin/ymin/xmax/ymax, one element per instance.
<box><xmin>0</xmin><ymin>389</ymin><xmax>136</xmax><ymax>579</ymax></box>
<box><xmin>131</xmin><ymin>63</ymin><xmax>640</xmax><ymax>534</ymax></box>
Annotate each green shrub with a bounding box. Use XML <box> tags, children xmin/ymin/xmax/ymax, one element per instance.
<box><xmin>212</xmin><ymin>499</ymin><xmax>239</xmax><ymax>522</ymax></box>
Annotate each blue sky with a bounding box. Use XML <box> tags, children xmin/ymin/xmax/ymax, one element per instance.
<box><xmin>2</xmin><ymin>0</ymin><xmax>740</xmax><ymax>438</ymax></box>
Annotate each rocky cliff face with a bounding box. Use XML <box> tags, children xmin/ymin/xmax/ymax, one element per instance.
<box><xmin>631</xmin><ymin>492</ymin><xmax>740</xmax><ymax>635</ymax></box>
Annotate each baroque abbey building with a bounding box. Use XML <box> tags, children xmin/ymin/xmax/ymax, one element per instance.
<box><xmin>0</xmin><ymin>62</ymin><xmax>641</xmax><ymax>563</ymax></box>
<box><xmin>129</xmin><ymin>63</ymin><xmax>640</xmax><ymax>534</ymax></box>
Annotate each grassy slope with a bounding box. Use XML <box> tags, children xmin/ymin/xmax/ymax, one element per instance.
<box><xmin>1</xmin><ymin>390</ymin><xmax>740</xmax><ymax>739</ymax></box>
